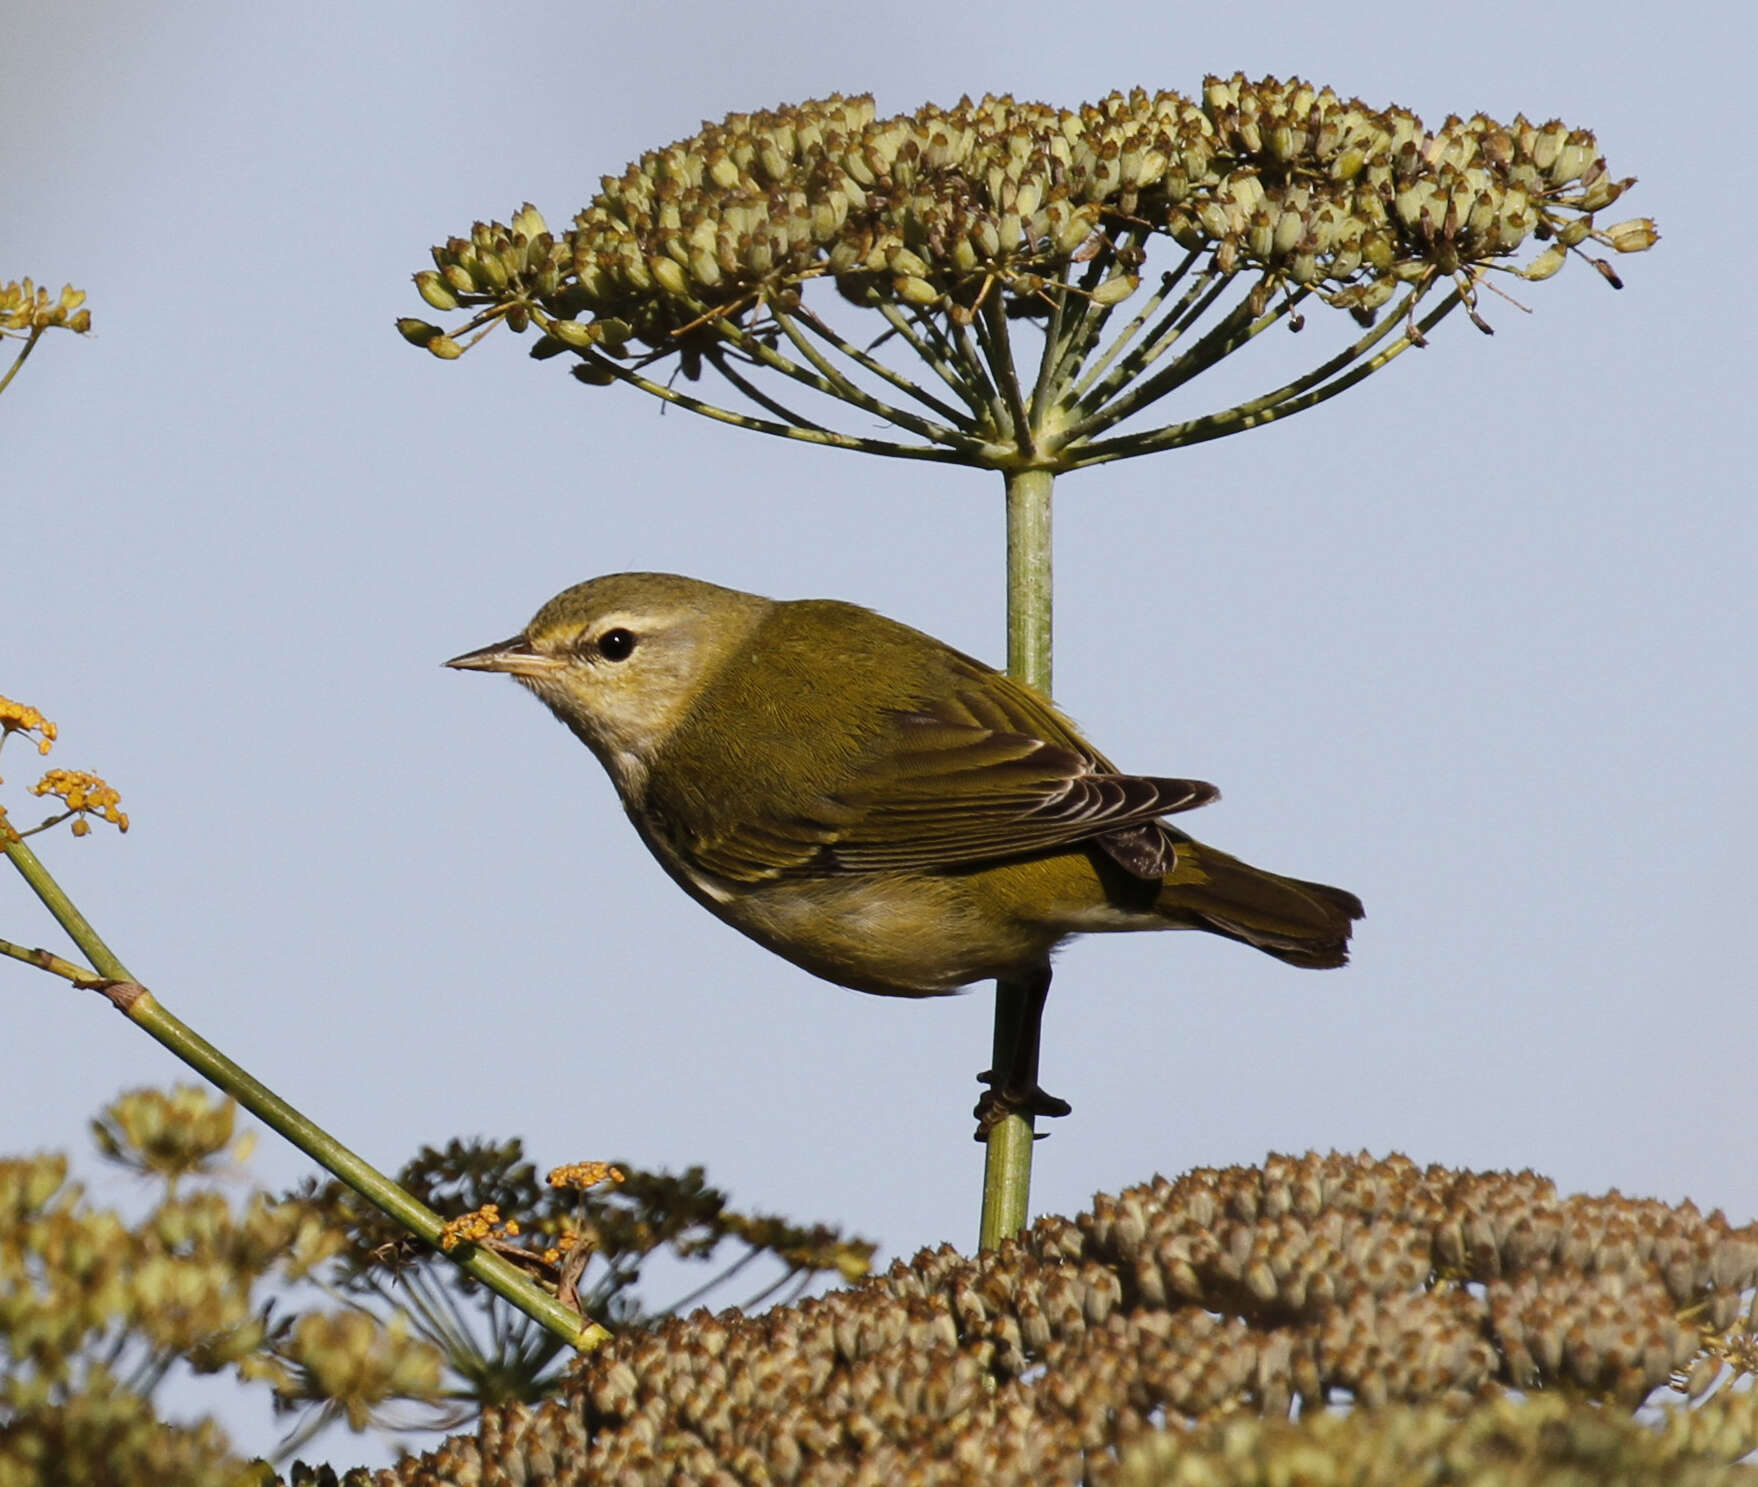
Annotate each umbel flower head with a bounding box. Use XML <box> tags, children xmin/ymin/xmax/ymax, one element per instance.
<box><xmin>404</xmin><ymin>79</ymin><xmax>1654</xmax><ymax>471</ymax></box>
<box><xmin>0</xmin><ymin>697</ymin><xmax>127</xmax><ymax>840</ymax></box>
<box><xmin>0</xmin><ymin>280</ymin><xmax>91</xmax><ymax>337</ymax></box>
<box><xmin>0</xmin><ymin>280</ymin><xmax>92</xmax><ymax>400</ymax></box>
<box><xmin>0</xmin><ymin>695</ymin><xmax>57</xmax><ymax>759</ymax></box>
<box><xmin>326</xmin><ymin>1153</ymin><xmax>1756</xmax><ymax>1487</ymax></box>
<box><xmin>28</xmin><ymin>768</ymin><xmax>128</xmax><ymax>836</ymax></box>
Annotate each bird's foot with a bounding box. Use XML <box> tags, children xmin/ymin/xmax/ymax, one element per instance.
<box><xmin>972</xmin><ymin>1070</ymin><xmax>1072</xmax><ymax>1141</ymax></box>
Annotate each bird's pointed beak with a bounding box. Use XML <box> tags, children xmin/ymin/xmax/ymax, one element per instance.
<box><xmin>443</xmin><ymin>636</ymin><xmax>561</xmax><ymax>677</ymax></box>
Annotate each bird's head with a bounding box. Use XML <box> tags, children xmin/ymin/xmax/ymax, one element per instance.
<box><xmin>446</xmin><ymin>572</ymin><xmax>772</xmax><ymax>795</ymax></box>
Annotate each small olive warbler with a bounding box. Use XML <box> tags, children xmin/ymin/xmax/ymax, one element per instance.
<box><xmin>447</xmin><ymin>573</ymin><xmax>1362</xmax><ymax>1131</ymax></box>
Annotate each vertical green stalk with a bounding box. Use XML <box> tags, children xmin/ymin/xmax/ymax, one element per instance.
<box><xmin>1004</xmin><ymin>468</ymin><xmax>1054</xmax><ymax>689</ymax></box>
<box><xmin>979</xmin><ymin>466</ymin><xmax>1054</xmax><ymax>1250</ymax></box>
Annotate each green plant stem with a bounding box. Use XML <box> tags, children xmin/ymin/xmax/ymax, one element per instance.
<box><xmin>1004</xmin><ymin>468</ymin><xmax>1054</xmax><ymax>688</ymax></box>
<box><xmin>0</xmin><ymin>935</ymin><xmax>95</xmax><ymax>980</ymax></box>
<box><xmin>2</xmin><ymin>827</ymin><xmax>604</xmax><ymax>1351</ymax></box>
<box><xmin>582</xmin><ymin>348</ymin><xmax>986</xmax><ymax>463</ymax></box>
<box><xmin>980</xmin><ymin>466</ymin><xmax>1054</xmax><ymax>1250</ymax></box>
<box><xmin>0</xmin><ymin>327</ymin><xmax>46</xmax><ymax>399</ymax></box>
<box><xmin>1067</xmin><ymin>287</ymin><xmax>1463</xmax><ymax>468</ymax></box>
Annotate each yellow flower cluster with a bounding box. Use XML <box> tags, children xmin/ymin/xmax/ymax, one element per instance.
<box><xmin>1</xmin><ymin>279</ymin><xmax>91</xmax><ymax>336</ymax></box>
<box><xmin>548</xmin><ymin>1161</ymin><xmax>626</xmax><ymax>1192</ymax></box>
<box><xmin>27</xmin><ymin>768</ymin><xmax>128</xmax><ymax>835</ymax></box>
<box><xmin>438</xmin><ymin>1204</ymin><xmax>520</xmax><ymax>1251</ymax></box>
<box><xmin>540</xmin><ymin>1226</ymin><xmax>585</xmax><ymax>1268</ymax></box>
<box><xmin>0</xmin><ymin>694</ymin><xmax>57</xmax><ymax>761</ymax></box>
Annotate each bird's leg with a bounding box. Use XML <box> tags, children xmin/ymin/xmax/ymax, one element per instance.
<box><xmin>973</xmin><ymin>965</ymin><xmax>1071</xmax><ymax>1139</ymax></box>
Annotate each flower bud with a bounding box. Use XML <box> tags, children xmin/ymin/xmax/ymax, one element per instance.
<box><xmin>1578</xmin><ymin>172</ymin><xmax>1627</xmax><ymax>212</ymax></box>
<box><xmin>1602</xmin><ymin>217</ymin><xmax>1658</xmax><ymax>253</ymax></box>
<box><xmin>1518</xmin><ymin>244</ymin><xmax>1568</xmax><ymax>281</ymax></box>
<box><xmin>396</xmin><ymin>317</ymin><xmax>443</xmax><ymax>347</ymax></box>
<box><xmin>415</xmin><ymin>271</ymin><xmax>459</xmax><ymax>311</ymax></box>
<box><xmin>1055</xmin><ymin>205</ymin><xmax>1098</xmax><ymax>255</ymax></box>
<box><xmin>1090</xmin><ymin>274</ymin><xmax>1138</xmax><ymax>306</ymax></box>
<box><xmin>476</xmin><ymin>252</ymin><xmax>509</xmax><ymax>290</ymax></box>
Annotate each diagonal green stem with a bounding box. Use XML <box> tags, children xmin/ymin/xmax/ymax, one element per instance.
<box><xmin>573</xmin><ymin>349</ymin><xmax>990</xmax><ymax>464</ymax></box>
<box><xmin>1060</xmin><ymin>258</ymin><xmax>1189</xmax><ymax>410</ymax></box>
<box><xmin>873</xmin><ymin>301</ymin><xmax>994</xmax><ymax>415</ymax></box>
<box><xmin>3</xmin><ymin>825</ymin><xmax>129</xmax><ymax>978</ymax></box>
<box><xmin>779</xmin><ymin>305</ymin><xmax>977</xmax><ymax>426</ymax></box>
<box><xmin>979</xmin><ymin>466</ymin><xmax>1055</xmax><ymax>1250</ymax></box>
<box><xmin>1066</xmin><ymin>288</ymin><xmax>1463</xmax><ymax>467</ymax></box>
<box><xmin>704</xmin><ymin>349</ymin><xmax>837</xmax><ymax>433</ymax></box>
<box><xmin>0</xmin><ymin>327</ymin><xmax>47</xmax><ymax>400</ymax></box>
<box><xmin>1066</xmin><ymin>256</ymin><xmax>1218</xmax><ymax>413</ymax></box>
<box><xmin>1063</xmin><ymin>284</ymin><xmax>1266</xmax><ymax>439</ymax></box>
<box><xmin>705</xmin><ymin>308</ymin><xmax>968</xmax><ymax>447</ymax></box>
<box><xmin>1</xmin><ymin>828</ymin><xmax>604</xmax><ymax>1350</ymax></box>
<box><xmin>976</xmin><ymin>295</ymin><xmax>1033</xmax><ymax>456</ymax></box>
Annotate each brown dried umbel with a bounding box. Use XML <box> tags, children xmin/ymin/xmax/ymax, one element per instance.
<box><xmin>340</xmin><ymin>1153</ymin><xmax>1756</xmax><ymax>1487</ymax></box>
<box><xmin>402</xmin><ymin>80</ymin><xmax>1654</xmax><ymax>472</ymax></box>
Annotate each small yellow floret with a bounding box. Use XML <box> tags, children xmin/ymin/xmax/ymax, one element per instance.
<box><xmin>548</xmin><ymin>1162</ymin><xmax>625</xmax><ymax>1191</ymax></box>
<box><xmin>541</xmin><ymin>1226</ymin><xmax>585</xmax><ymax>1267</ymax></box>
<box><xmin>438</xmin><ymin>1204</ymin><xmax>502</xmax><ymax>1251</ymax></box>
<box><xmin>28</xmin><ymin>768</ymin><xmax>128</xmax><ymax>833</ymax></box>
<box><xmin>1</xmin><ymin>280</ymin><xmax>92</xmax><ymax>335</ymax></box>
<box><xmin>0</xmin><ymin>695</ymin><xmax>57</xmax><ymax>754</ymax></box>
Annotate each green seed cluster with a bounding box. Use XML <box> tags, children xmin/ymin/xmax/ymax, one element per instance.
<box><xmin>323</xmin><ymin>1152</ymin><xmax>1756</xmax><ymax>1487</ymax></box>
<box><xmin>408</xmin><ymin>78</ymin><xmax>1651</xmax><ymax>360</ymax></box>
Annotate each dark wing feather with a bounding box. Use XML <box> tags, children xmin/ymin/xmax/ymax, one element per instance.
<box><xmin>818</xmin><ymin>707</ymin><xmax>1214</xmax><ymax>872</ymax></box>
<box><xmin>675</xmin><ymin>646</ymin><xmax>1215</xmax><ymax>884</ymax></box>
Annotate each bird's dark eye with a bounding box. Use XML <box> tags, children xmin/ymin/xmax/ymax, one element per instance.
<box><xmin>595</xmin><ymin>628</ymin><xmax>637</xmax><ymax>662</ymax></box>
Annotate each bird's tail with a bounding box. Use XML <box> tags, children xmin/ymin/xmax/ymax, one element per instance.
<box><xmin>1156</xmin><ymin>835</ymin><xmax>1364</xmax><ymax>968</ymax></box>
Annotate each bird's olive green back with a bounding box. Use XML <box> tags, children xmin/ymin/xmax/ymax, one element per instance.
<box><xmin>645</xmin><ymin>601</ymin><xmax>1207</xmax><ymax>884</ymax></box>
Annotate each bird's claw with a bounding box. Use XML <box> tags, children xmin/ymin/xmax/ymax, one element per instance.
<box><xmin>972</xmin><ymin>1069</ymin><xmax>1072</xmax><ymax>1140</ymax></box>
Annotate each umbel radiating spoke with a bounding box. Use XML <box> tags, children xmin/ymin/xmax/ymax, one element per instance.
<box><xmin>403</xmin><ymin>76</ymin><xmax>1654</xmax><ymax>472</ymax></box>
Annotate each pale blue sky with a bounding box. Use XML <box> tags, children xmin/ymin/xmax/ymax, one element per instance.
<box><xmin>6</xmin><ymin>0</ymin><xmax>1752</xmax><ymax>1466</ymax></box>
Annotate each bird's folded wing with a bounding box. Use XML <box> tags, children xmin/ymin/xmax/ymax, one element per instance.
<box><xmin>683</xmin><ymin>677</ymin><xmax>1216</xmax><ymax>881</ymax></box>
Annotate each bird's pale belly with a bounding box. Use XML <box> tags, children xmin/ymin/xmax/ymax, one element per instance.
<box><xmin>716</xmin><ymin>872</ymin><xmax>1050</xmax><ymax>996</ymax></box>
<box><xmin>694</xmin><ymin>855</ymin><xmax>1167</xmax><ymax>998</ymax></box>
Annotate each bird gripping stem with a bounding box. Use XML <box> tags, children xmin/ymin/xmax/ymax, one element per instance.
<box><xmin>979</xmin><ymin>468</ymin><xmax>1055</xmax><ymax>1250</ymax></box>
